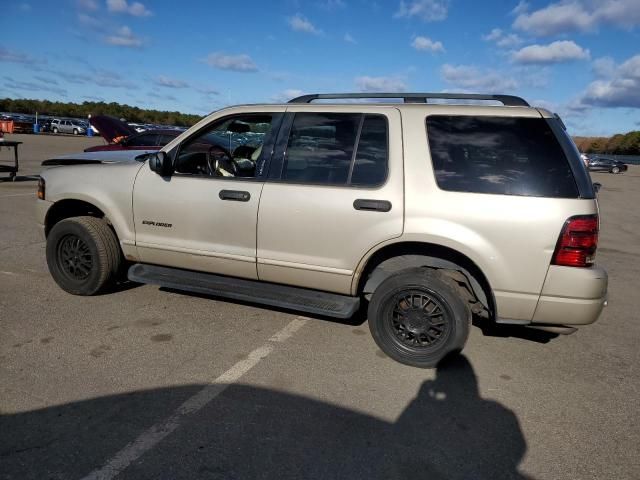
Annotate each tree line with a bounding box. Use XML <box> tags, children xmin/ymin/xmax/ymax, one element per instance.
<box><xmin>573</xmin><ymin>131</ymin><xmax>640</xmax><ymax>155</ymax></box>
<box><xmin>0</xmin><ymin>98</ymin><xmax>202</xmax><ymax>127</ymax></box>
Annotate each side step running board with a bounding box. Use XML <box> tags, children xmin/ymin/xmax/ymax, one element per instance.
<box><xmin>128</xmin><ymin>263</ymin><xmax>360</xmax><ymax>319</ymax></box>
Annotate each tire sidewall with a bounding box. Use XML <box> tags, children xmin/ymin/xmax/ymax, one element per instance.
<box><xmin>612</xmin><ymin>167</ymin><xmax>620</xmax><ymax>174</ymax></box>
<box><xmin>46</xmin><ymin>220</ymin><xmax>104</xmax><ymax>295</ymax></box>
<box><xmin>368</xmin><ymin>270</ymin><xmax>470</xmax><ymax>368</ymax></box>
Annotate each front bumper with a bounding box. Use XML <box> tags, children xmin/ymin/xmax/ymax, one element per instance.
<box><xmin>35</xmin><ymin>198</ymin><xmax>53</xmax><ymax>232</ymax></box>
<box><xmin>532</xmin><ymin>264</ymin><xmax>608</xmax><ymax>326</ymax></box>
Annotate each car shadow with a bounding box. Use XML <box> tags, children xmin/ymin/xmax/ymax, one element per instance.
<box><xmin>159</xmin><ymin>286</ymin><xmax>367</xmax><ymax>326</ymax></box>
<box><xmin>1</xmin><ymin>355</ymin><xmax>532</xmax><ymax>479</ymax></box>
<box><xmin>473</xmin><ymin>315</ymin><xmax>558</xmax><ymax>344</ymax></box>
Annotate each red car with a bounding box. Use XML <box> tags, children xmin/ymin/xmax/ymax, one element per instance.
<box><xmin>84</xmin><ymin>115</ymin><xmax>183</xmax><ymax>152</ymax></box>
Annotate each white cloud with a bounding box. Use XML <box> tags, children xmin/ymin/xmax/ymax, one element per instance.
<box><xmin>318</xmin><ymin>0</ymin><xmax>346</xmax><ymax>10</ymax></box>
<box><xmin>482</xmin><ymin>28</ymin><xmax>523</xmax><ymax>48</ymax></box>
<box><xmin>288</xmin><ymin>14</ymin><xmax>322</xmax><ymax>34</ymax></box>
<box><xmin>104</xmin><ymin>26</ymin><xmax>143</xmax><ymax>48</ymax></box>
<box><xmin>0</xmin><ymin>47</ymin><xmax>39</xmax><ymax>64</ymax></box>
<box><xmin>196</xmin><ymin>86</ymin><xmax>220</xmax><ymax>96</ymax></box>
<box><xmin>148</xmin><ymin>91</ymin><xmax>177</xmax><ymax>102</ymax></box>
<box><xmin>440</xmin><ymin>64</ymin><xmax>518</xmax><ymax>91</ymax></box>
<box><xmin>592</xmin><ymin>57</ymin><xmax>616</xmax><ymax>78</ymax></box>
<box><xmin>107</xmin><ymin>0</ymin><xmax>152</xmax><ymax>17</ymax></box>
<box><xmin>355</xmin><ymin>76</ymin><xmax>407</xmax><ymax>92</ymax></box>
<box><xmin>76</xmin><ymin>0</ymin><xmax>98</xmax><ymax>10</ymax></box>
<box><xmin>512</xmin><ymin>40</ymin><xmax>590</xmax><ymax>64</ymax></box>
<box><xmin>154</xmin><ymin>75</ymin><xmax>189</xmax><ymax>88</ymax></box>
<box><xmin>203</xmin><ymin>52</ymin><xmax>258</xmax><ymax>72</ymax></box>
<box><xmin>511</xmin><ymin>1</ymin><xmax>529</xmax><ymax>16</ymax></box>
<box><xmin>271</xmin><ymin>89</ymin><xmax>305</xmax><ymax>103</ymax></box>
<box><xmin>578</xmin><ymin>54</ymin><xmax>640</xmax><ymax>108</ymax></box>
<box><xmin>344</xmin><ymin>33</ymin><xmax>356</xmax><ymax>44</ymax></box>
<box><xmin>77</xmin><ymin>13</ymin><xmax>101</xmax><ymax>27</ymax></box>
<box><xmin>513</xmin><ymin>0</ymin><xmax>640</xmax><ymax>36</ymax></box>
<box><xmin>394</xmin><ymin>0</ymin><xmax>448</xmax><ymax>22</ymax></box>
<box><xmin>411</xmin><ymin>36</ymin><xmax>444</xmax><ymax>52</ymax></box>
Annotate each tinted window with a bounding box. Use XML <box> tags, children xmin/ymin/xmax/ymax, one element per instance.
<box><xmin>133</xmin><ymin>134</ymin><xmax>158</xmax><ymax>146</ymax></box>
<box><xmin>158</xmin><ymin>134</ymin><xmax>177</xmax><ymax>146</ymax></box>
<box><xmin>351</xmin><ymin>115</ymin><xmax>388</xmax><ymax>186</ymax></box>
<box><xmin>426</xmin><ymin>116</ymin><xmax>578</xmax><ymax>198</ymax></box>
<box><xmin>282</xmin><ymin>113</ymin><xmax>388</xmax><ymax>186</ymax></box>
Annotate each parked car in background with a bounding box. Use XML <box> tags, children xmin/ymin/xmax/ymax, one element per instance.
<box><xmin>587</xmin><ymin>157</ymin><xmax>628</xmax><ymax>174</ymax></box>
<box><xmin>50</xmin><ymin>118</ymin><xmax>87</xmax><ymax>135</ymax></box>
<box><xmin>84</xmin><ymin>115</ymin><xmax>183</xmax><ymax>152</ymax></box>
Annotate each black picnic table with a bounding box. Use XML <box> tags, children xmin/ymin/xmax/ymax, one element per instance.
<box><xmin>0</xmin><ymin>141</ymin><xmax>23</xmax><ymax>181</ymax></box>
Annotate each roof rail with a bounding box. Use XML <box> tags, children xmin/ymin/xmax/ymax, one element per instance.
<box><xmin>288</xmin><ymin>92</ymin><xmax>530</xmax><ymax>107</ymax></box>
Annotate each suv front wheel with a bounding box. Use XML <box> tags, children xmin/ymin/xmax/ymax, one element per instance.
<box><xmin>46</xmin><ymin>216</ymin><xmax>122</xmax><ymax>295</ymax></box>
<box><xmin>368</xmin><ymin>268</ymin><xmax>470</xmax><ymax>368</ymax></box>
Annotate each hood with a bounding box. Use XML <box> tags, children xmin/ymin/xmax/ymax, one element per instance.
<box><xmin>42</xmin><ymin>149</ymin><xmax>155</xmax><ymax>166</ymax></box>
<box><xmin>89</xmin><ymin>115</ymin><xmax>137</xmax><ymax>143</ymax></box>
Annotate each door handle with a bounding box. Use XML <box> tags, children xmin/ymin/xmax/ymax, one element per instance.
<box><xmin>219</xmin><ymin>190</ymin><xmax>251</xmax><ymax>202</ymax></box>
<box><xmin>353</xmin><ymin>199</ymin><xmax>392</xmax><ymax>212</ymax></box>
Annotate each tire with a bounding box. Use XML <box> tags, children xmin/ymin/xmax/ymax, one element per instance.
<box><xmin>368</xmin><ymin>268</ymin><xmax>471</xmax><ymax>368</ymax></box>
<box><xmin>46</xmin><ymin>216</ymin><xmax>122</xmax><ymax>295</ymax></box>
<box><xmin>611</xmin><ymin>166</ymin><xmax>620</xmax><ymax>174</ymax></box>
<box><xmin>52</xmin><ymin>127</ymin><xmax>58</xmax><ymax>134</ymax></box>
<box><xmin>73</xmin><ymin>128</ymin><xmax>79</xmax><ymax>135</ymax></box>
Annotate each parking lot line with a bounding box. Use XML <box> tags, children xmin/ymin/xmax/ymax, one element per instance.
<box><xmin>80</xmin><ymin>316</ymin><xmax>308</xmax><ymax>480</ymax></box>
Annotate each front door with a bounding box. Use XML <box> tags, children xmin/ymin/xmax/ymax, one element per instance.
<box><xmin>257</xmin><ymin>107</ymin><xmax>404</xmax><ymax>294</ymax></box>
<box><xmin>133</xmin><ymin>109</ymin><xmax>284</xmax><ymax>280</ymax></box>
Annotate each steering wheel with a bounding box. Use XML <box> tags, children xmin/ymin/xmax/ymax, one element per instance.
<box><xmin>206</xmin><ymin>146</ymin><xmax>236</xmax><ymax>177</ymax></box>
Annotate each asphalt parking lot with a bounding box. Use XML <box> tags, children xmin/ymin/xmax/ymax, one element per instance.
<box><xmin>1</xmin><ymin>134</ymin><xmax>639</xmax><ymax>479</ymax></box>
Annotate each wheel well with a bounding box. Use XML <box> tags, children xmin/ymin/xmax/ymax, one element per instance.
<box><xmin>357</xmin><ymin>242</ymin><xmax>496</xmax><ymax>320</ymax></box>
<box><xmin>45</xmin><ymin>199</ymin><xmax>106</xmax><ymax>237</ymax></box>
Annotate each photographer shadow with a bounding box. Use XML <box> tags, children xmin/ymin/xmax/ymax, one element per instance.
<box><xmin>1</xmin><ymin>356</ymin><xmax>532</xmax><ymax>479</ymax></box>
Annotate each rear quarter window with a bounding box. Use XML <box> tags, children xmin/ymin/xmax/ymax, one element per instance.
<box><xmin>426</xmin><ymin>115</ymin><xmax>579</xmax><ymax>198</ymax></box>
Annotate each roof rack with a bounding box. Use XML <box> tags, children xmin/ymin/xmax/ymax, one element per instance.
<box><xmin>288</xmin><ymin>92</ymin><xmax>530</xmax><ymax>107</ymax></box>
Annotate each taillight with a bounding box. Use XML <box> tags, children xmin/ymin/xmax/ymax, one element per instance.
<box><xmin>552</xmin><ymin>215</ymin><xmax>598</xmax><ymax>268</ymax></box>
<box><xmin>37</xmin><ymin>178</ymin><xmax>45</xmax><ymax>200</ymax></box>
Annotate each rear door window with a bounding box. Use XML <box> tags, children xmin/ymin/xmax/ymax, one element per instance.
<box><xmin>426</xmin><ymin>115</ymin><xmax>579</xmax><ymax>198</ymax></box>
<box><xmin>281</xmin><ymin>113</ymin><xmax>388</xmax><ymax>186</ymax></box>
<box><xmin>133</xmin><ymin>133</ymin><xmax>159</xmax><ymax>146</ymax></box>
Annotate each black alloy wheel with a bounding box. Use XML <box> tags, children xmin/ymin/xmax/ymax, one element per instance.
<box><xmin>46</xmin><ymin>216</ymin><xmax>122</xmax><ymax>295</ymax></box>
<box><xmin>56</xmin><ymin>234</ymin><xmax>93</xmax><ymax>281</ymax></box>
<box><xmin>368</xmin><ymin>268</ymin><xmax>470</xmax><ymax>368</ymax></box>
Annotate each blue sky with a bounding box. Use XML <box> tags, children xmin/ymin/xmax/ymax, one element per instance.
<box><xmin>1</xmin><ymin>0</ymin><xmax>639</xmax><ymax>135</ymax></box>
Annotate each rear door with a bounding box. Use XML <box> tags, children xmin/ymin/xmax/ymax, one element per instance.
<box><xmin>257</xmin><ymin>106</ymin><xmax>404</xmax><ymax>294</ymax></box>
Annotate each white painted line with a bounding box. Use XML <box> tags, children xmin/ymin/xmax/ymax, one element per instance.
<box><xmin>268</xmin><ymin>317</ymin><xmax>308</xmax><ymax>342</ymax></box>
<box><xmin>80</xmin><ymin>316</ymin><xmax>308</xmax><ymax>480</ymax></box>
<box><xmin>0</xmin><ymin>193</ymin><xmax>35</xmax><ymax>198</ymax></box>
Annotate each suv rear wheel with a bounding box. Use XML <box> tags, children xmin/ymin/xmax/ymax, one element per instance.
<box><xmin>46</xmin><ymin>216</ymin><xmax>122</xmax><ymax>295</ymax></box>
<box><xmin>368</xmin><ymin>268</ymin><xmax>470</xmax><ymax>368</ymax></box>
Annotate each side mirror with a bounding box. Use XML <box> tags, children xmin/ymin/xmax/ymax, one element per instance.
<box><xmin>148</xmin><ymin>151</ymin><xmax>172</xmax><ymax>177</ymax></box>
<box><xmin>593</xmin><ymin>182</ymin><xmax>601</xmax><ymax>193</ymax></box>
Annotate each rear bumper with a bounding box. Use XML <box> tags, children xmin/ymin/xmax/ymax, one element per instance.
<box><xmin>532</xmin><ymin>264</ymin><xmax>608</xmax><ymax>326</ymax></box>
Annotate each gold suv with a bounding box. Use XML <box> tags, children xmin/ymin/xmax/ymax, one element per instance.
<box><xmin>37</xmin><ymin>93</ymin><xmax>608</xmax><ymax>367</ymax></box>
